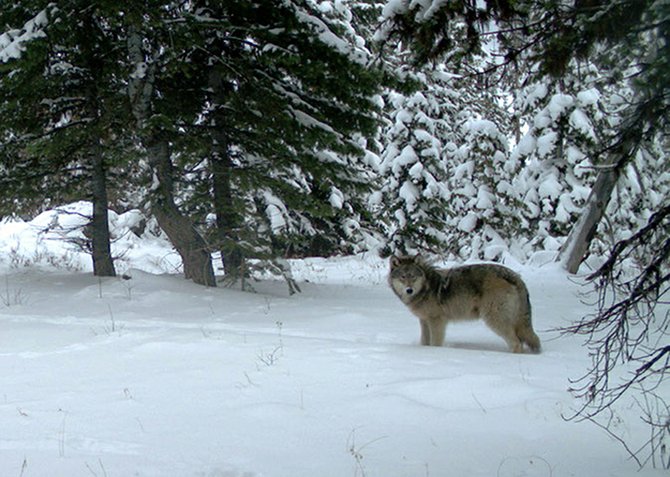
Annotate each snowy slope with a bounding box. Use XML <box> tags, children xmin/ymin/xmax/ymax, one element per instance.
<box><xmin>0</xmin><ymin>209</ymin><xmax>666</xmax><ymax>477</ymax></box>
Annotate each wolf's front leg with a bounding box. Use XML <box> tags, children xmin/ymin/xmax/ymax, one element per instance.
<box><xmin>419</xmin><ymin>320</ymin><xmax>431</xmax><ymax>345</ymax></box>
<box><xmin>428</xmin><ymin>319</ymin><xmax>446</xmax><ymax>346</ymax></box>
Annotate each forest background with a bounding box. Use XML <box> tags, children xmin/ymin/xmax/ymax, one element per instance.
<box><xmin>1</xmin><ymin>0</ymin><xmax>667</xmax><ymax>285</ymax></box>
<box><xmin>0</xmin><ymin>0</ymin><xmax>668</xmax><ymax>469</ymax></box>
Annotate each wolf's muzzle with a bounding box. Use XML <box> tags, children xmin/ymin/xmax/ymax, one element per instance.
<box><xmin>405</xmin><ymin>287</ymin><xmax>414</xmax><ymax>295</ymax></box>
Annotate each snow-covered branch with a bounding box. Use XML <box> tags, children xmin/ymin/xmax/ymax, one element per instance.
<box><xmin>0</xmin><ymin>4</ymin><xmax>58</xmax><ymax>63</ymax></box>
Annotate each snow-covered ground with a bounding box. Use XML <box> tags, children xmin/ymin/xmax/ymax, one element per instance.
<box><xmin>0</xmin><ymin>205</ymin><xmax>666</xmax><ymax>476</ymax></box>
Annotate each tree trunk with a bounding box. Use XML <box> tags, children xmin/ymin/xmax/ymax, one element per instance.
<box><xmin>127</xmin><ymin>23</ymin><xmax>216</xmax><ymax>286</ymax></box>
<box><xmin>211</xmin><ymin>151</ymin><xmax>244</xmax><ymax>281</ymax></box>
<box><xmin>147</xmin><ymin>136</ymin><xmax>217</xmax><ymax>287</ymax></box>
<box><xmin>558</xmin><ymin>107</ymin><xmax>647</xmax><ymax>273</ymax></box>
<box><xmin>88</xmin><ymin>143</ymin><xmax>116</xmax><ymax>277</ymax></box>
<box><xmin>79</xmin><ymin>14</ymin><xmax>115</xmax><ymax>277</ymax></box>
<box><xmin>209</xmin><ymin>69</ymin><xmax>244</xmax><ymax>284</ymax></box>
<box><xmin>558</xmin><ymin>164</ymin><xmax>621</xmax><ymax>273</ymax></box>
<box><xmin>556</xmin><ymin>72</ymin><xmax>661</xmax><ymax>273</ymax></box>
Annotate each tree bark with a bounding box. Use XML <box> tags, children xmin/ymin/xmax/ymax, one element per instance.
<box><xmin>558</xmin><ymin>163</ymin><xmax>621</xmax><ymax>273</ymax></box>
<box><xmin>557</xmin><ymin>103</ymin><xmax>649</xmax><ymax>273</ymax></box>
<box><xmin>127</xmin><ymin>23</ymin><xmax>216</xmax><ymax>286</ymax></box>
<box><xmin>209</xmin><ymin>69</ymin><xmax>244</xmax><ymax>283</ymax></box>
<box><xmin>211</xmin><ymin>149</ymin><xmax>244</xmax><ymax>281</ymax></box>
<box><xmin>79</xmin><ymin>14</ymin><xmax>115</xmax><ymax>277</ymax></box>
<box><xmin>146</xmin><ymin>136</ymin><xmax>217</xmax><ymax>286</ymax></box>
<box><xmin>88</xmin><ymin>142</ymin><xmax>116</xmax><ymax>277</ymax></box>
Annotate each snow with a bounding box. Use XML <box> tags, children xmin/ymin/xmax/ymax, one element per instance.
<box><xmin>368</xmin><ymin>190</ymin><xmax>383</xmax><ymax>208</ymax></box>
<box><xmin>475</xmin><ymin>187</ymin><xmax>494</xmax><ymax>210</ymax></box>
<box><xmin>536</xmin><ymin>131</ymin><xmax>558</xmax><ymax>157</ymax></box>
<box><xmin>0</xmin><ymin>204</ymin><xmax>666</xmax><ymax>477</ymax></box>
<box><xmin>390</xmin><ymin>145</ymin><xmax>419</xmax><ymax>174</ymax></box>
<box><xmin>547</xmin><ymin>94</ymin><xmax>574</xmax><ymax>121</ymax></box>
<box><xmin>421</xmin><ymin>0</ymin><xmax>451</xmax><ymax>21</ymax></box>
<box><xmin>399</xmin><ymin>180</ymin><xmax>421</xmax><ymax>210</ymax></box>
<box><xmin>290</xmin><ymin>108</ymin><xmax>336</xmax><ymax>135</ymax></box>
<box><xmin>129</xmin><ymin>61</ymin><xmax>148</xmax><ymax>80</ymax></box>
<box><xmin>569</xmin><ymin>108</ymin><xmax>596</xmax><ymax>140</ymax></box>
<box><xmin>0</xmin><ymin>6</ymin><xmax>55</xmax><ymax>63</ymax></box>
<box><xmin>413</xmin><ymin>129</ymin><xmax>436</xmax><ymax>145</ymax></box>
<box><xmin>462</xmin><ymin>118</ymin><xmax>500</xmax><ymax>138</ymax></box>
<box><xmin>513</xmin><ymin>134</ymin><xmax>537</xmax><ymax>158</ymax></box>
<box><xmin>408</xmin><ymin>161</ymin><xmax>424</xmax><ymax>179</ymax></box>
<box><xmin>577</xmin><ymin>88</ymin><xmax>600</xmax><ymax>106</ymax></box>
<box><xmin>393</xmin><ymin>208</ymin><xmax>407</xmax><ymax>228</ymax></box>
<box><xmin>380</xmin><ymin>0</ymin><xmax>450</xmax><ymax>22</ymax></box>
<box><xmin>263</xmin><ymin>191</ymin><xmax>289</xmax><ymax>232</ymax></box>
<box><xmin>329</xmin><ymin>186</ymin><xmax>345</xmax><ymax>209</ymax></box>
<box><xmin>457</xmin><ymin>212</ymin><xmax>478</xmax><ymax>232</ymax></box>
<box><xmin>292</xmin><ymin>4</ymin><xmax>367</xmax><ymax>64</ymax></box>
<box><xmin>380</xmin><ymin>0</ymin><xmax>408</xmax><ymax>19</ymax></box>
<box><xmin>522</xmin><ymin>84</ymin><xmax>548</xmax><ymax>109</ymax></box>
<box><xmin>0</xmin><ymin>203</ymin><xmax>179</xmax><ymax>275</ymax></box>
<box><xmin>538</xmin><ymin>174</ymin><xmax>563</xmax><ymax>200</ymax></box>
<box><xmin>395</xmin><ymin>108</ymin><xmax>414</xmax><ymax>125</ymax></box>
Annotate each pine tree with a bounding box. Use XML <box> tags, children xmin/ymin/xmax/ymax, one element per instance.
<box><xmin>154</xmin><ymin>0</ymin><xmax>386</xmax><ymax>286</ymax></box>
<box><xmin>376</xmin><ymin>69</ymin><xmax>454</xmax><ymax>255</ymax></box>
<box><xmin>510</xmin><ymin>65</ymin><xmax>613</xmax><ymax>254</ymax></box>
<box><xmin>376</xmin><ymin>62</ymin><xmax>517</xmax><ymax>259</ymax></box>
<box><xmin>379</xmin><ymin>0</ymin><xmax>668</xmax><ymax>263</ymax></box>
<box><xmin>124</xmin><ymin>2</ymin><xmax>218</xmax><ymax>287</ymax></box>
<box><xmin>2</xmin><ymin>1</ymin><xmax>389</xmax><ymax>287</ymax></box>
<box><xmin>0</xmin><ymin>1</ymin><xmax>128</xmax><ymax>277</ymax></box>
<box><xmin>448</xmin><ymin>110</ymin><xmax>519</xmax><ymax>260</ymax></box>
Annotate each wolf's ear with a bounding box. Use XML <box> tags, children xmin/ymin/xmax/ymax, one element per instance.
<box><xmin>390</xmin><ymin>256</ymin><xmax>401</xmax><ymax>269</ymax></box>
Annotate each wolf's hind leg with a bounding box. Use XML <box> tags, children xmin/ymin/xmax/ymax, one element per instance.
<box><xmin>495</xmin><ymin>326</ymin><xmax>523</xmax><ymax>353</ymax></box>
<box><xmin>517</xmin><ymin>324</ymin><xmax>541</xmax><ymax>353</ymax></box>
<box><xmin>506</xmin><ymin>336</ymin><xmax>524</xmax><ymax>353</ymax></box>
<box><xmin>485</xmin><ymin>317</ymin><xmax>523</xmax><ymax>353</ymax></box>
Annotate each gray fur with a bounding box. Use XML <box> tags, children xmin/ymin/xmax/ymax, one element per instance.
<box><xmin>389</xmin><ymin>255</ymin><xmax>541</xmax><ymax>353</ymax></box>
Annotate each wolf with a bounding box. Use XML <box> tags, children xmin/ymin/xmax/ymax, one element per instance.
<box><xmin>389</xmin><ymin>255</ymin><xmax>541</xmax><ymax>353</ymax></box>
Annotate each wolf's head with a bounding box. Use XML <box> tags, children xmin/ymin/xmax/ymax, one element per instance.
<box><xmin>389</xmin><ymin>255</ymin><xmax>427</xmax><ymax>303</ymax></box>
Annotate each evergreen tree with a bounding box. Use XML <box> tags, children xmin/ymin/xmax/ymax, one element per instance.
<box><xmin>0</xmin><ymin>1</ymin><xmax>128</xmax><ymax>276</ymax></box>
<box><xmin>1</xmin><ymin>1</ymin><xmax>389</xmax><ymax>287</ymax></box>
<box><xmin>154</xmin><ymin>0</ymin><xmax>386</xmax><ymax>286</ymax></box>
<box><xmin>376</xmin><ymin>61</ymin><xmax>517</xmax><ymax>259</ymax></box>
<box><xmin>379</xmin><ymin>0</ymin><xmax>668</xmax><ymax>264</ymax></box>
<box><xmin>512</xmin><ymin>66</ymin><xmax>670</xmax><ymax>259</ymax></box>
<box><xmin>448</xmin><ymin>111</ymin><xmax>519</xmax><ymax>260</ymax></box>
<box><xmin>125</xmin><ymin>2</ymin><xmax>218</xmax><ymax>287</ymax></box>
<box><xmin>510</xmin><ymin>68</ymin><xmax>611</xmax><ymax>253</ymax></box>
<box><xmin>376</xmin><ymin>71</ymin><xmax>453</xmax><ymax>255</ymax></box>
